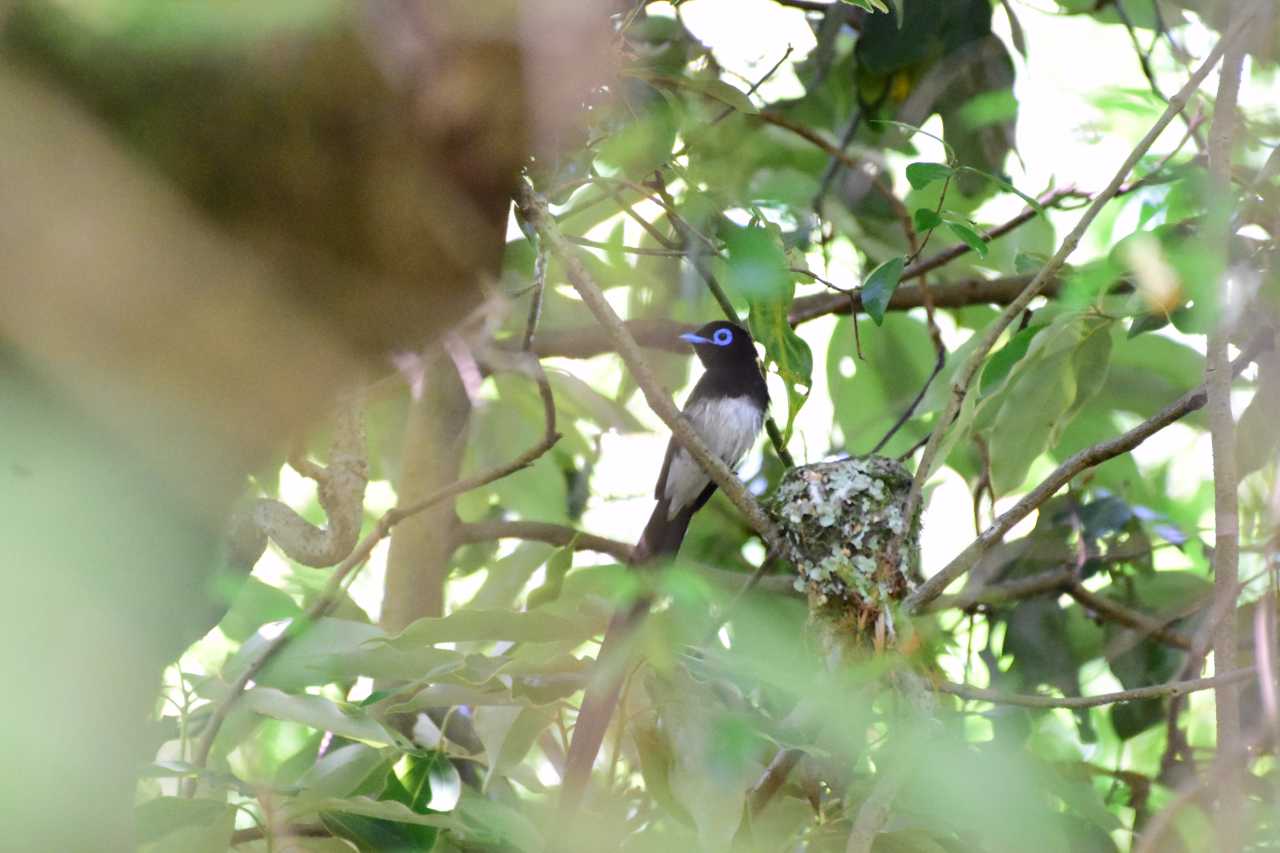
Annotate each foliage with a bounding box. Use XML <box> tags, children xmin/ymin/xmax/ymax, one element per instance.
<box><xmin>41</xmin><ymin>0</ymin><xmax>1280</xmax><ymax>850</ymax></box>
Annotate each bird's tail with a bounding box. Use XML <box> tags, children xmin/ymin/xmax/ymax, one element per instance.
<box><xmin>557</xmin><ymin>597</ymin><xmax>648</xmax><ymax>819</ymax></box>
<box><xmin>631</xmin><ymin>498</ymin><xmax>697</xmax><ymax>564</ymax></box>
<box><xmin>557</xmin><ymin>498</ymin><xmax>697</xmax><ymax>818</ymax></box>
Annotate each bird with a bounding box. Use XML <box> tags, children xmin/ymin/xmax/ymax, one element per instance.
<box><xmin>559</xmin><ymin>319</ymin><xmax>769</xmax><ymax>816</ymax></box>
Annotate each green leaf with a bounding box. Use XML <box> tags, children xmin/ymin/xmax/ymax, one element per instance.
<box><xmin>218</xmin><ymin>578</ymin><xmax>302</xmax><ymax>643</ymax></box>
<box><xmin>526</xmin><ymin>540</ymin><xmax>576</xmax><ymax>609</ymax></box>
<box><xmin>320</xmin><ymin>811</ymin><xmax>427</xmax><ymax>853</ymax></box>
<box><xmin>944</xmin><ymin>219</ymin><xmax>989</xmax><ymax>258</ymax></box>
<box><xmin>678</xmin><ymin>78</ymin><xmax>758</xmax><ymax>114</ymax></box>
<box><xmin>1127</xmin><ymin>312</ymin><xmax>1170</xmax><ymax>338</ymax></box>
<box><xmin>455</xmin><ymin>790</ymin><xmax>545</xmax><ymax>852</ymax></box>
<box><xmin>745</xmin><ymin>274</ymin><xmax>813</xmax><ymax>443</ymax></box>
<box><xmin>988</xmin><ymin>347</ymin><xmax>1076</xmax><ymax>494</ymax></box>
<box><xmin>136</xmin><ymin>798</ymin><xmax>234</xmax><ymax>853</ymax></box>
<box><xmin>913</xmin><ymin>207</ymin><xmax>942</xmax><ymax>231</ymax></box>
<box><xmin>378</xmin><ymin>608</ymin><xmax>590</xmax><ymax>647</ymax></box>
<box><xmin>298</xmin><ymin>744</ymin><xmax>390</xmax><ymax>798</ymax></box>
<box><xmin>1236</xmin><ymin>353</ymin><xmax>1280</xmax><ymax>477</ymax></box>
<box><xmin>841</xmin><ymin>0</ymin><xmax>890</xmax><ymax>12</ymax></box>
<box><xmin>1015</xmin><ymin>251</ymin><xmax>1050</xmax><ymax>274</ymax></box>
<box><xmin>241</xmin><ymin>688</ymin><xmax>398</xmax><ymax>745</ymax></box>
<box><xmin>418</xmin><ymin>753</ymin><xmax>462</xmax><ymax>812</ymax></box>
<box><xmin>225</xmin><ymin>618</ymin><xmax>464</xmax><ymax>689</ymax></box>
<box><xmin>290</xmin><ymin>796</ymin><xmax>460</xmax><ymax>830</ymax></box>
<box><xmin>861</xmin><ymin>256</ymin><xmax>906</xmax><ymax>325</ymax></box>
<box><xmin>980</xmin><ymin>324</ymin><xmax>1045</xmax><ymax>397</ymax></box>
<box><xmin>905</xmin><ymin>161</ymin><xmax>954</xmax><ymax>190</ymax></box>
<box><xmin>474</xmin><ymin>705</ymin><xmax>557</xmax><ymax>781</ymax></box>
<box><xmin>1065</xmin><ymin>318</ymin><xmax>1114</xmax><ymax>420</ymax></box>
<box><xmin>723</xmin><ymin>224</ymin><xmax>791</xmax><ymax>301</ymax></box>
<box><xmin>546</xmin><ymin>371</ymin><xmax>645</xmax><ymax>433</ymax></box>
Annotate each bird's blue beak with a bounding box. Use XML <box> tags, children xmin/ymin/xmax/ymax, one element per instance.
<box><xmin>680</xmin><ymin>332</ymin><xmax>711</xmax><ymax>345</ymax></box>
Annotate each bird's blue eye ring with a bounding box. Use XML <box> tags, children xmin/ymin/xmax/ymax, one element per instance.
<box><xmin>712</xmin><ymin>328</ymin><xmax>733</xmax><ymax>346</ymax></box>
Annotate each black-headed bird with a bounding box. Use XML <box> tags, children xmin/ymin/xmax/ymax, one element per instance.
<box><xmin>560</xmin><ymin>319</ymin><xmax>769</xmax><ymax>815</ymax></box>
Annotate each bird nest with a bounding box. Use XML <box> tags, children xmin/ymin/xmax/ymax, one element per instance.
<box><xmin>769</xmin><ymin>457</ymin><xmax>919</xmax><ymax>645</ymax></box>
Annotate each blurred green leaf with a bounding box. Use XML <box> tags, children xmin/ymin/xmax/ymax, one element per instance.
<box><xmin>454</xmin><ymin>790</ymin><xmax>544</xmax><ymax>852</ymax></box>
<box><xmin>861</xmin><ymin>255</ymin><xmax>907</xmax><ymax>325</ymax></box>
<box><xmin>841</xmin><ymin>0</ymin><xmax>891</xmax><ymax>12</ymax></box>
<box><xmin>723</xmin><ymin>224</ymin><xmax>791</xmax><ymax>301</ymax></box>
<box><xmin>980</xmin><ymin>323</ymin><xmax>1045</xmax><ymax>396</ymax></box>
<box><xmin>218</xmin><ymin>578</ymin><xmax>302</xmax><ymax>643</ymax></box>
<box><xmin>744</xmin><ymin>260</ymin><xmax>813</xmax><ymax>441</ymax></box>
<box><xmin>226</xmin><ymin>618</ymin><xmax>463</xmax><ymax>690</ymax></box>
<box><xmin>378</xmin><ymin>608</ymin><xmax>590</xmax><ymax>647</ymax></box>
<box><xmin>242</xmin><ymin>688</ymin><xmax>398</xmax><ymax>746</ymax></box>
<box><xmin>474</xmin><ymin>705</ymin><xmax>556</xmax><ymax>781</ymax></box>
<box><xmin>1235</xmin><ymin>353</ymin><xmax>1280</xmax><ymax>477</ymax></box>
<box><xmin>943</xmin><ymin>218</ymin><xmax>989</xmax><ymax>258</ymax></box>
<box><xmin>906</xmin><ymin>162</ymin><xmax>954</xmax><ymax>190</ymax></box>
<box><xmin>136</xmin><ymin>798</ymin><xmax>234</xmax><ymax>853</ymax></box>
<box><xmin>913</xmin><ymin>207</ymin><xmax>943</xmax><ymax>231</ymax></box>
<box><xmin>299</xmin><ymin>744</ymin><xmax>390</xmax><ymax>798</ymax></box>
<box><xmin>988</xmin><ymin>344</ymin><xmax>1076</xmax><ymax>493</ymax></box>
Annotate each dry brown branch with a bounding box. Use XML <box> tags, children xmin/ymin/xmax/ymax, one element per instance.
<box><xmin>898</xmin><ymin>20</ymin><xmax>1250</xmax><ymax>593</ymax></box>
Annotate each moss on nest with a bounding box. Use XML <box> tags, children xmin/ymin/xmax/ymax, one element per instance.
<box><xmin>769</xmin><ymin>456</ymin><xmax>920</xmax><ymax>640</ymax></box>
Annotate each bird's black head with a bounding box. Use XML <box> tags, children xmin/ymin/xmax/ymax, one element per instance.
<box><xmin>680</xmin><ymin>320</ymin><xmax>758</xmax><ymax>370</ymax></box>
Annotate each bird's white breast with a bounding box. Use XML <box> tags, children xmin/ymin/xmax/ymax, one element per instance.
<box><xmin>663</xmin><ymin>396</ymin><xmax>763</xmax><ymax>519</ymax></box>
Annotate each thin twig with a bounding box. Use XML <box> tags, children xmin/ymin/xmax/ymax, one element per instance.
<box><xmin>523</xmin><ymin>245</ymin><xmax>548</xmax><ymax>353</ymax></box>
<box><xmin>899</xmin><ymin>186</ymin><xmax>1084</xmax><ymax>282</ymax></box>
<box><xmin>1065</xmin><ymin>582</ymin><xmax>1192</xmax><ymax>650</ymax></box>
<box><xmin>563</xmin><ymin>234</ymin><xmax>685</xmax><ymax>257</ymax></box>
<box><xmin>934</xmin><ymin>666</ymin><xmax>1255</xmax><ymax>710</ymax></box>
<box><xmin>453</xmin><ymin>519</ymin><xmax>633</xmax><ymax>563</ymax></box>
<box><xmin>757</xmin><ymin>110</ymin><xmax>860</xmax><ymax>172</ymax></box>
<box><xmin>747</xmin><ymin>748</ymin><xmax>805</xmax><ymax>816</ymax></box>
<box><xmin>812</xmin><ymin>106</ymin><xmax>864</xmax><ymax>211</ymax></box>
<box><xmin>868</xmin><ymin>347</ymin><xmax>945</xmax><ymax>457</ymax></box>
<box><xmin>900</xmin><ymin>22</ymin><xmax>1252</xmax><ymax>613</ymax></box>
<box><xmin>1135</xmin><ymin>729</ymin><xmax>1268</xmax><ymax>853</ymax></box>
<box><xmin>527</xmin><ymin>276</ymin><xmax>1046</xmax><ymax>360</ymax></box>
<box><xmin>184</xmin><ymin>356</ymin><xmax>560</xmax><ymax>793</ymax></box>
<box><xmin>906</xmin><ymin>333</ymin><xmax>1267</xmax><ymax>614</ymax></box>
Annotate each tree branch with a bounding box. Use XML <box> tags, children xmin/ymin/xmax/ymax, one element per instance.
<box><xmin>1065</xmin><ymin>582</ymin><xmax>1193</xmax><ymax>651</ymax></box>
<box><xmin>454</xmin><ymin>519</ymin><xmax>634</xmax><ymax>562</ymax></box>
<box><xmin>185</xmin><ymin>354</ymin><xmax>559</xmax><ymax>792</ymax></box>
<box><xmin>906</xmin><ymin>331</ymin><xmax>1268</xmax><ymax>614</ymax></box>
<box><xmin>898</xmin><ymin>19</ymin><xmax>1250</xmax><ymax>586</ymax></box>
<box><xmin>529</xmin><ymin>276</ymin><xmax>1046</xmax><ymax>360</ymax></box>
<box><xmin>1204</xmin><ymin>4</ymin><xmax>1253</xmax><ymax>847</ymax></box>
<box><xmin>516</xmin><ymin>180</ymin><xmax>782</xmax><ymax>551</ymax></box>
<box><xmin>935</xmin><ymin>666</ymin><xmax>1255</xmax><ymax>710</ymax></box>
<box><xmin>228</xmin><ymin>397</ymin><xmax>369</xmax><ymax>568</ymax></box>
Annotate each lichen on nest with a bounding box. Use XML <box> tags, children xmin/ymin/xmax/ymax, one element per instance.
<box><xmin>769</xmin><ymin>456</ymin><xmax>920</xmax><ymax>637</ymax></box>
